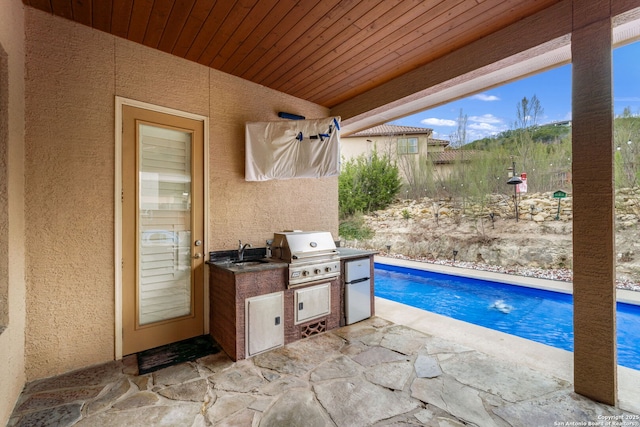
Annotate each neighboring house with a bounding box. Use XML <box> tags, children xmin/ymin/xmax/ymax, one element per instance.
<box><xmin>341</xmin><ymin>124</ymin><xmax>449</xmax><ymax>162</ymax></box>
<box><xmin>342</xmin><ymin>124</ymin><xmax>483</xmax><ymax>184</ymax></box>
<box><xmin>341</xmin><ymin>124</ymin><xmax>449</xmax><ymax>181</ymax></box>
<box><xmin>427</xmin><ymin>149</ymin><xmax>480</xmax><ymax>180</ymax></box>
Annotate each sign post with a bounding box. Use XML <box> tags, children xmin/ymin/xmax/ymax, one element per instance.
<box><xmin>506</xmin><ymin>161</ymin><xmax>523</xmax><ymax>222</ymax></box>
<box><xmin>553</xmin><ymin>190</ymin><xmax>567</xmax><ymax>220</ymax></box>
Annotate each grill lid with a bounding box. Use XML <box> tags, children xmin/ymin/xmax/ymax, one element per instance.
<box><xmin>273</xmin><ymin>231</ymin><xmax>338</xmax><ymax>263</ymax></box>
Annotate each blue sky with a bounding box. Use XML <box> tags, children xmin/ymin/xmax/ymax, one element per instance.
<box><xmin>391</xmin><ymin>41</ymin><xmax>640</xmax><ymax>143</ymax></box>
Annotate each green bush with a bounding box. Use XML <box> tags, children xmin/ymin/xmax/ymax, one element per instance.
<box><xmin>339</xmin><ymin>214</ymin><xmax>374</xmax><ymax>240</ymax></box>
<box><xmin>339</xmin><ymin>151</ymin><xmax>402</xmax><ymax>218</ymax></box>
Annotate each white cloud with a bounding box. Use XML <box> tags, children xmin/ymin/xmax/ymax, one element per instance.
<box><xmin>468</xmin><ymin>114</ymin><xmax>502</xmax><ymax>124</ymax></box>
<box><xmin>464</xmin><ymin>114</ymin><xmax>509</xmax><ymax>141</ymax></box>
<box><xmin>465</xmin><ymin>130</ymin><xmax>489</xmax><ymax>142</ymax></box>
<box><xmin>469</xmin><ymin>122</ymin><xmax>499</xmax><ymax>131</ymax></box>
<box><xmin>465</xmin><ymin>127</ymin><xmax>506</xmax><ymax>142</ymax></box>
<box><xmin>464</xmin><ymin>114</ymin><xmax>508</xmax><ymax>140</ymax></box>
<box><xmin>471</xmin><ymin>93</ymin><xmax>500</xmax><ymax>102</ymax></box>
<box><xmin>421</xmin><ymin>112</ymin><xmax>509</xmax><ymax>142</ymax></box>
<box><xmin>421</xmin><ymin>118</ymin><xmax>457</xmax><ymax>126</ymax></box>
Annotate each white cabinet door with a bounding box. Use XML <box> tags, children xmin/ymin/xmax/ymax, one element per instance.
<box><xmin>346</xmin><ymin>279</ymin><xmax>372</xmax><ymax>325</ymax></box>
<box><xmin>295</xmin><ymin>283</ymin><xmax>331</xmax><ymax>325</ymax></box>
<box><xmin>246</xmin><ymin>292</ymin><xmax>284</xmax><ymax>357</ymax></box>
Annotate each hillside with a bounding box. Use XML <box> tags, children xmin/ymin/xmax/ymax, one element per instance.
<box><xmin>464</xmin><ymin>121</ymin><xmax>571</xmax><ymax>151</ymax></box>
<box><xmin>340</xmin><ymin>190</ymin><xmax>640</xmax><ymax>291</ymax></box>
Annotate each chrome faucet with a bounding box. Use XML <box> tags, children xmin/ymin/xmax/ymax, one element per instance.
<box><xmin>238</xmin><ymin>240</ymin><xmax>252</xmax><ymax>261</ymax></box>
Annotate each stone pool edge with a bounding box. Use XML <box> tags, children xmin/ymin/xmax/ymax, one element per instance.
<box><xmin>373</xmin><ymin>256</ymin><xmax>640</xmax><ymax>415</ymax></box>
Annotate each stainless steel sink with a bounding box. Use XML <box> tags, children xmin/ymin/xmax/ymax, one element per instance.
<box><xmin>232</xmin><ymin>259</ymin><xmax>268</xmax><ymax>267</ymax></box>
<box><xmin>233</xmin><ymin>261</ymin><xmax>260</xmax><ymax>267</ymax></box>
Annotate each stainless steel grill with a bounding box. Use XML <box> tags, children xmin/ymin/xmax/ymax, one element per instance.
<box><xmin>272</xmin><ymin>231</ymin><xmax>340</xmax><ymax>288</ymax></box>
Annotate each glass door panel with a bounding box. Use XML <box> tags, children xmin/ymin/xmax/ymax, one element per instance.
<box><xmin>138</xmin><ymin>124</ymin><xmax>192</xmax><ymax>325</ymax></box>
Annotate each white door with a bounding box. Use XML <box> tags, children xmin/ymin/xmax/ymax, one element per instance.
<box><xmin>122</xmin><ymin>105</ymin><xmax>205</xmax><ymax>355</ymax></box>
<box><xmin>246</xmin><ymin>292</ymin><xmax>284</xmax><ymax>357</ymax></box>
<box><xmin>295</xmin><ymin>283</ymin><xmax>331</xmax><ymax>324</ymax></box>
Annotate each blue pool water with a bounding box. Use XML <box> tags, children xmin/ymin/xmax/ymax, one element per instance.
<box><xmin>374</xmin><ymin>263</ymin><xmax>640</xmax><ymax>370</ymax></box>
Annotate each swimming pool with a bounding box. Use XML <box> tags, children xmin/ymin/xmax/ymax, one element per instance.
<box><xmin>374</xmin><ymin>263</ymin><xmax>640</xmax><ymax>370</ymax></box>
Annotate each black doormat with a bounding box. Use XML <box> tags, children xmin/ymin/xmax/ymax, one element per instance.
<box><xmin>137</xmin><ymin>335</ymin><xmax>221</xmax><ymax>375</ymax></box>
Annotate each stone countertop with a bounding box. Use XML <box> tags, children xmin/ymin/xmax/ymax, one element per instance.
<box><xmin>208</xmin><ymin>248</ymin><xmax>376</xmax><ymax>273</ymax></box>
<box><xmin>207</xmin><ymin>258</ymin><xmax>288</xmax><ymax>274</ymax></box>
<box><xmin>336</xmin><ymin>248</ymin><xmax>378</xmax><ymax>260</ymax></box>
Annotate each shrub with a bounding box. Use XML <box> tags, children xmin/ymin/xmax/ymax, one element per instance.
<box><xmin>339</xmin><ymin>214</ymin><xmax>374</xmax><ymax>240</ymax></box>
<box><xmin>339</xmin><ymin>151</ymin><xmax>402</xmax><ymax>218</ymax></box>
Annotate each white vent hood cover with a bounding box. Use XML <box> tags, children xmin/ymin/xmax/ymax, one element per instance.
<box><xmin>245</xmin><ymin>117</ymin><xmax>340</xmax><ymax>181</ymax></box>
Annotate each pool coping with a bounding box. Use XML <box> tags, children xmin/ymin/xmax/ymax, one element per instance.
<box><xmin>373</xmin><ymin>255</ymin><xmax>640</xmax><ymax>414</ymax></box>
<box><xmin>374</xmin><ymin>255</ymin><xmax>640</xmax><ymax>306</ymax></box>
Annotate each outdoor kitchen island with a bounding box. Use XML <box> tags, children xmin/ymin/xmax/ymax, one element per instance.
<box><xmin>207</xmin><ymin>236</ymin><xmax>375</xmax><ymax>361</ymax></box>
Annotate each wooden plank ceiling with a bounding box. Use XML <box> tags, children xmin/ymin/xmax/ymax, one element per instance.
<box><xmin>23</xmin><ymin>0</ymin><xmax>562</xmax><ymax>108</ymax></box>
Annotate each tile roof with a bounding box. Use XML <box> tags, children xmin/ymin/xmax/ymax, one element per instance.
<box><xmin>346</xmin><ymin>124</ymin><xmax>433</xmax><ymax>137</ymax></box>
<box><xmin>430</xmin><ymin>138</ymin><xmax>450</xmax><ymax>147</ymax></box>
<box><xmin>429</xmin><ymin>150</ymin><xmax>479</xmax><ymax>163</ymax></box>
<box><xmin>345</xmin><ymin>124</ymin><xmax>449</xmax><ymax>146</ymax></box>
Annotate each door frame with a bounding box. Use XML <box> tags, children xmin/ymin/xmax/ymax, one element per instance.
<box><xmin>114</xmin><ymin>97</ymin><xmax>210</xmax><ymax>359</ymax></box>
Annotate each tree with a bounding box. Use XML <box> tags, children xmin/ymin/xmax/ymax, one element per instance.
<box><xmin>448</xmin><ymin>110</ymin><xmax>470</xmax><ymax>210</ymax></box>
<box><xmin>396</xmin><ymin>151</ymin><xmax>437</xmax><ymax>199</ymax></box>
<box><xmin>338</xmin><ymin>151</ymin><xmax>402</xmax><ymax>218</ymax></box>
<box><xmin>449</xmin><ymin>109</ymin><xmax>468</xmax><ymax>149</ymax></box>
<box><xmin>513</xmin><ymin>95</ymin><xmax>543</xmax><ymax>176</ymax></box>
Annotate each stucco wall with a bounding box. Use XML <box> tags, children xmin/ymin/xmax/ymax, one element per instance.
<box><xmin>24</xmin><ymin>8</ymin><xmax>336</xmax><ymax>380</ymax></box>
<box><xmin>0</xmin><ymin>0</ymin><xmax>26</xmax><ymax>423</ymax></box>
<box><xmin>341</xmin><ymin>136</ymin><xmax>377</xmax><ymax>162</ymax></box>
<box><xmin>342</xmin><ymin>134</ymin><xmax>445</xmax><ymax>163</ymax></box>
<box><xmin>24</xmin><ymin>9</ymin><xmax>116</xmax><ymax>381</ymax></box>
<box><xmin>207</xmin><ymin>70</ymin><xmax>337</xmax><ymax>249</ymax></box>
<box><xmin>342</xmin><ymin>134</ymin><xmax>451</xmax><ymax>185</ymax></box>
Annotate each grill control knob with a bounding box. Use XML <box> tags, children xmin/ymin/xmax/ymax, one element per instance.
<box><xmin>325</xmin><ymin>267</ymin><xmax>332</xmax><ymax>272</ymax></box>
<box><xmin>303</xmin><ymin>270</ymin><xmax>309</xmax><ymax>276</ymax></box>
<box><xmin>314</xmin><ymin>269</ymin><xmax>321</xmax><ymax>274</ymax></box>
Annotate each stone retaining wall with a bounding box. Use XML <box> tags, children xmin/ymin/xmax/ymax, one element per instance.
<box><xmin>343</xmin><ymin>188</ymin><xmax>640</xmax><ymax>279</ymax></box>
<box><xmin>389</xmin><ymin>188</ymin><xmax>640</xmax><ymax>225</ymax></box>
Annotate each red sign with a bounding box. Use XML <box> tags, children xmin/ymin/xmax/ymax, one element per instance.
<box><xmin>517</xmin><ymin>172</ymin><xmax>527</xmax><ymax>193</ymax></box>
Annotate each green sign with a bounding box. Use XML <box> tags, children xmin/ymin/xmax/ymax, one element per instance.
<box><xmin>553</xmin><ymin>190</ymin><xmax>567</xmax><ymax>220</ymax></box>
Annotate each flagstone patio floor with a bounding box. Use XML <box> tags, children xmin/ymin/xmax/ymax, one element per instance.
<box><xmin>8</xmin><ymin>302</ymin><xmax>640</xmax><ymax>426</ymax></box>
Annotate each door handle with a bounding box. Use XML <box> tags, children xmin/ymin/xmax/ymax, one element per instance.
<box><xmin>193</xmin><ymin>253</ymin><xmax>202</xmax><ymax>259</ymax></box>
